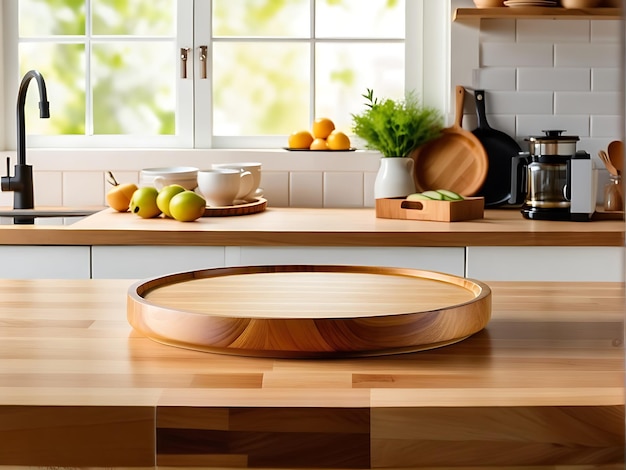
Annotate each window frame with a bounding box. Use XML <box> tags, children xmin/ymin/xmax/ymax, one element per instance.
<box><xmin>1</xmin><ymin>0</ymin><xmax>449</xmax><ymax>151</ymax></box>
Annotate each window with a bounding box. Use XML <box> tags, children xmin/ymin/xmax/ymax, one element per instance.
<box><xmin>9</xmin><ymin>0</ymin><xmax>192</xmax><ymax>148</ymax></box>
<box><xmin>4</xmin><ymin>0</ymin><xmax>442</xmax><ymax>150</ymax></box>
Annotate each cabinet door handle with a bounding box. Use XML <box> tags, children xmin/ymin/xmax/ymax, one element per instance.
<box><xmin>199</xmin><ymin>46</ymin><xmax>208</xmax><ymax>79</ymax></box>
<box><xmin>180</xmin><ymin>47</ymin><xmax>190</xmax><ymax>79</ymax></box>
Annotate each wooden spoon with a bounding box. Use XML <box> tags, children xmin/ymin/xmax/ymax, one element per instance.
<box><xmin>608</xmin><ymin>140</ymin><xmax>624</xmax><ymax>175</ymax></box>
<box><xmin>598</xmin><ymin>150</ymin><xmax>618</xmax><ymax>176</ymax></box>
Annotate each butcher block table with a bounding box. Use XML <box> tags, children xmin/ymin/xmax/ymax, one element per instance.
<box><xmin>0</xmin><ymin>279</ymin><xmax>622</xmax><ymax>469</ymax></box>
<box><xmin>0</xmin><ymin>206</ymin><xmax>623</xmax><ymax>246</ymax></box>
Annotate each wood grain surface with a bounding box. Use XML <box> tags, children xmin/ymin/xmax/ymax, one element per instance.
<box><xmin>202</xmin><ymin>197</ymin><xmax>267</xmax><ymax>217</ymax></box>
<box><xmin>454</xmin><ymin>6</ymin><xmax>622</xmax><ymax>21</ymax></box>
<box><xmin>0</xmin><ymin>279</ymin><xmax>622</xmax><ymax>468</ymax></box>
<box><xmin>128</xmin><ymin>265</ymin><xmax>491</xmax><ymax>357</ymax></box>
<box><xmin>0</xmin><ymin>206</ymin><xmax>622</xmax><ymax>247</ymax></box>
<box><xmin>375</xmin><ymin>196</ymin><xmax>485</xmax><ymax>222</ymax></box>
<box><xmin>410</xmin><ymin>86</ymin><xmax>489</xmax><ymax>196</ymax></box>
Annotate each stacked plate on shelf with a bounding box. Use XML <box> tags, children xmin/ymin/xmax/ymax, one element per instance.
<box><xmin>504</xmin><ymin>0</ymin><xmax>557</xmax><ymax>6</ymax></box>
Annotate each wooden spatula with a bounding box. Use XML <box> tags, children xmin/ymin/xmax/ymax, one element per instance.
<box><xmin>608</xmin><ymin>140</ymin><xmax>623</xmax><ymax>175</ymax></box>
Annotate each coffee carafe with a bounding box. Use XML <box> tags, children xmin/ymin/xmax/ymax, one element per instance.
<box><xmin>510</xmin><ymin>130</ymin><xmax>597</xmax><ymax>221</ymax></box>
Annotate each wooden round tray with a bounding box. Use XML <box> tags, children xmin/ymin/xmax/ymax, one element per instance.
<box><xmin>202</xmin><ymin>197</ymin><xmax>267</xmax><ymax>217</ymax></box>
<box><xmin>127</xmin><ymin>265</ymin><xmax>492</xmax><ymax>358</ymax></box>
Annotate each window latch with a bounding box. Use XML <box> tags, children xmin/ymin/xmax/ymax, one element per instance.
<box><xmin>180</xmin><ymin>47</ymin><xmax>190</xmax><ymax>79</ymax></box>
<box><xmin>199</xmin><ymin>46</ymin><xmax>208</xmax><ymax>79</ymax></box>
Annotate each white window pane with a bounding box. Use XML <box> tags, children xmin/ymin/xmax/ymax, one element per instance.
<box><xmin>19</xmin><ymin>43</ymin><xmax>86</xmax><ymax>136</ymax></box>
<box><xmin>315</xmin><ymin>43</ymin><xmax>404</xmax><ymax>134</ymax></box>
<box><xmin>212</xmin><ymin>43</ymin><xmax>310</xmax><ymax>136</ymax></box>
<box><xmin>19</xmin><ymin>0</ymin><xmax>85</xmax><ymax>36</ymax></box>
<box><xmin>92</xmin><ymin>42</ymin><xmax>176</xmax><ymax>135</ymax></box>
<box><xmin>315</xmin><ymin>0</ymin><xmax>404</xmax><ymax>39</ymax></box>
<box><xmin>213</xmin><ymin>0</ymin><xmax>309</xmax><ymax>38</ymax></box>
<box><xmin>92</xmin><ymin>0</ymin><xmax>176</xmax><ymax>36</ymax></box>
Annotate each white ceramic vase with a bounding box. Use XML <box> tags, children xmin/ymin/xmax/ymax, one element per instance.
<box><xmin>374</xmin><ymin>157</ymin><xmax>416</xmax><ymax>199</ymax></box>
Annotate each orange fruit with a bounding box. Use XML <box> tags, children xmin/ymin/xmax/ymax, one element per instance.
<box><xmin>312</xmin><ymin>118</ymin><xmax>335</xmax><ymax>139</ymax></box>
<box><xmin>288</xmin><ymin>130</ymin><xmax>314</xmax><ymax>149</ymax></box>
<box><xmin>310</xmin><ymin>138</ymin><xmax>328</xmax><ymax>150</ymax></box>
<box><xmin>326</xmin><ymin>131</ymin><xmax>351</xmax><ymax>150</ymax></box>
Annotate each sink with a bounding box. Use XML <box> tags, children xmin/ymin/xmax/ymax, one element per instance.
<box><xmin>0</xmin><ymin>208</ymin><xmax>99</xmax><ymax>225</ymax></box>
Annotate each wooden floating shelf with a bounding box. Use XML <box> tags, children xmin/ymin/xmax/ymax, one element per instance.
<box><xmin>454</xmin><ymin>7</ymin><xmax>621</xmax><ymax>20</ymax></box>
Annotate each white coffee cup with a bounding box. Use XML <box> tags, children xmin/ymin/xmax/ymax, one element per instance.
<box><xmin>140</xmin><ymin>166</ymin><xmax>199</xmax><ymax>191</ymax></box>
<box><xmin>211</xmin><ymin>162</ymin><xmax>262</xmax><ymax>201</ymax></box>
<box><xmin>197</xmin><ymin>169</ymin><xmax>254</xmax><ymax>207</ymax></box>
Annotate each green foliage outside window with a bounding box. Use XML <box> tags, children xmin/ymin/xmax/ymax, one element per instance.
<box><xmin>18</xmin><ymin>0</ymin><xmax>403</xmax><ymax>140</ymax></box>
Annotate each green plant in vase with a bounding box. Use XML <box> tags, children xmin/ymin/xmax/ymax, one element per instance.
<box><xmin>352</xmin><ymin>89</ymin><xmax>443</xmax><ymax>198</ymax></box>
<box><xmin>351</xmin><ymin>88</ymin><xmax>443</xmax><ymax>158</ymax></box>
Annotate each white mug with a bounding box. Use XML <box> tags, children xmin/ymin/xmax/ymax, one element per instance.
<box><xmin>211</xmin><ymin>162</ymin><xmax>262</xmax><ymax>201</ymax></box>
<box><xmin>197</xmin><ymin>169</ymin><xmax>253</xmax><ymax>207</ymax></box>
<box><xmin>140</xmin><ymin>166</ymin><xmax>199</xmax><ymax>191</ymax></box>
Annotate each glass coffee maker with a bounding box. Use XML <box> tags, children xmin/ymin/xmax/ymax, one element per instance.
<box><xmin>510</xmin><ymin>130</ymin><xmax>596</xmax><ymax>221</ymax></box>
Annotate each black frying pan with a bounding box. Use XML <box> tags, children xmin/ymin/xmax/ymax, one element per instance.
<box><xmin>471</xmin><ymin>89</ymin><xmax>521</xmax><ymax>207</ymax></box>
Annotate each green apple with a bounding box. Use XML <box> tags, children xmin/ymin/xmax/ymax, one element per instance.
<box><xmin>129</xmin><ymin>186</ymin><xmax>161</xmax><ymax>218</ymax></box>
<box><xmin>169</xmin><ymin>190</ymin><xmax>206</xmax><ymax>222</ymax></box>
<box><xmin>156</xmin><ymin>184</ymin><xmax>186</xmax><ymax>218</ymax></box>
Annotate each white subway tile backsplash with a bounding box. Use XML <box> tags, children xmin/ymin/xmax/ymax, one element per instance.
<box><xmin>323</xmin><ymin>172</ymin><xmax>364</xmax><ymax>208</ymax></box>
<box><xmin>516</xmin><ymin>115</ymin><xmax>590</xmax><ymax>140</ymax></box>
<box><xmin>33</xmin><ymin>171</ymin><xmax>62</xmax><ymax>207</ymax></box>
<box><xmin>364</xmin><ymin>172</ymin><xmax>376</xmax><ymax>207</ymax></box>
<box><xmin>472</xmin><ymin>67</ymin><xmax>516</xmax><ymax>91</ymax></box>
<box><xmin>555</xmin><ymin>92</ymin><xmax>622</xmax><ymax>115</ymax></box>
<box><xmin>0</xmin><ymin>189</ymin><xmax>12</xmax><ymax>207</ymax></box>
<box><xmin>517</xmin><ymin>68</ymin><xmax>590</xmax><ymax>91</ymax></box>
<box><xmin>590</xmin><ymin>20</ymin><xmax>622</xmax><ymax>43</ymax></box>
<box><xmin>591</xmin><ymin>115</ymin><xmax>623</xmax><ymax>138</ymax></box>
<box><xmin>484</xmin><ymin>91</ymin><xmax>553</xmax><ymax>114</ymax></box>
<box><xmin>481</xmin><ymin>43</ymin><xmax>553</xmax><ymax>67</ymax></box>
<box><xmin>260</xmin><ymin>171</ymin><xmax>289</xmax><ymax>207</ymax></box>
<box><xmin>555</xmin><ymin>43</ymin><xmax>621</xmax><ymax>67</ymax></box>
<box><xmin>450</xmin><ymin>18</ymin><xmax>480</xmax><ymax>89</ymax></box>
<box><xmin>63</xmin><ymin>171</ymin><xmax>105</xmax><ymax>207</ymax></box>
<box><xmin>516</xmin><ymin>19</ymin><xmax>589</xmax><ymax>43</ymax></box>
<box><xmin>592</xmin><ymin>68</ymin><xmax>622</xmax><ymax>92</ymax></box>
<box><xmin>289</xmin><ymin>172</ymin><xmax>322</xmax><ymax>208</ymax></box>
<box><xmin>479</xmin><ymin>19</ymin><xmax>516</xmax><ymax>43</ymax></box>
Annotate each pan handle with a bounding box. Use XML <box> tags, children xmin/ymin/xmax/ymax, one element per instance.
<box><xmin>474</xmin><ymin>90</ymin><xmax>489</xmax><ymax>129</ymax></box>
<box><xmin>454</xmin><ymin>86</ymin><xmax>465</xmax><ymax>128</ymax></box>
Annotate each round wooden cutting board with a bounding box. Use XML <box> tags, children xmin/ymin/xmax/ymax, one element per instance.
<box><xmin>127</xmin><ymin>265</ymin><xmax>492</xmax><ymax>358</ymax></box>
<box><xmin>410</xmin><ymin>86</ymin><xmax>489</xmax><ymax>196</ymax></box>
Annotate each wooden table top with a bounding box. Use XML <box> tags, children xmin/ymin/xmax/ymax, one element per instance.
<box><xmin>0</xmin><ymin>278</ymin><xmax>623</xmax><ymax>469</ymax></box>
<box><xmin>0</xmin><ymin>278</ymin><xmax>622</xmax><ymax>408</ymax></box>
<box><xmin>0</xmin><ymin>206</ymin><xmax>623</xmax><ymax>246</ymax></box>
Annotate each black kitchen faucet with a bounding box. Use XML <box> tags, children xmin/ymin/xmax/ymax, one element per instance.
<box><xmin>1</xmin><ymin>70</ymin><xmax>50</xmax><ymax>210</ymax></box>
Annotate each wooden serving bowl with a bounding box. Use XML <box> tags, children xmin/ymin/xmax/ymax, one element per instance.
<box><xmin>127</xmin><ymin>265</ymin><xmax>492</xmax><ymax>358</ymax></box>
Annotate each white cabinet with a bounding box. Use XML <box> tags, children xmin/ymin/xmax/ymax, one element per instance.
<box><xmin>466</xmin><ymin>246</ymin><xmax>625</xmax><ymax>282</ymax></box>
<box><xmin>5</xmin><ymin>244</ymin><xmax>619</xmax><ymax>281</ymax></box>
<box><xmin>91</xmin><ymin>246</ymin><xmax>226</xmax><ymax>279</ymax></box>
<box><xmin>233</xmin><ymin>246</ymin><xmax>466</xmax><ymax>277</ymax></box>
<box><xmin>89</xmin><ymin>246</ymin><xmax>466</xmax><ymax>279</ymax></box>
<box><xmin>0</xmin><ymin>246</ymin><xmax>90</xmax><ymax>279</ymax></box>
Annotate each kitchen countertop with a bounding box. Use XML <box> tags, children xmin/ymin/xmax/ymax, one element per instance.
<box><xmin>0</xmin><ymin>206</ymin><xmax>623</xmax><ymax>246</ymax></box>
<box><xmin>0</xmin><ymin>278</ymin><xmax>622</xmax><ymax>468</ymax></box>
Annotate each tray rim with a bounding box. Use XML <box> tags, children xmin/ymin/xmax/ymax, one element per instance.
<box><xmin>127</xmin><ymin>264</ymin><xmax>492</xmax><ymax>358</ymax></box>
<box><xmin>202</xmin><ymin>197</ymin><xmax>267</xmax><ymax>216</ymax></box>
